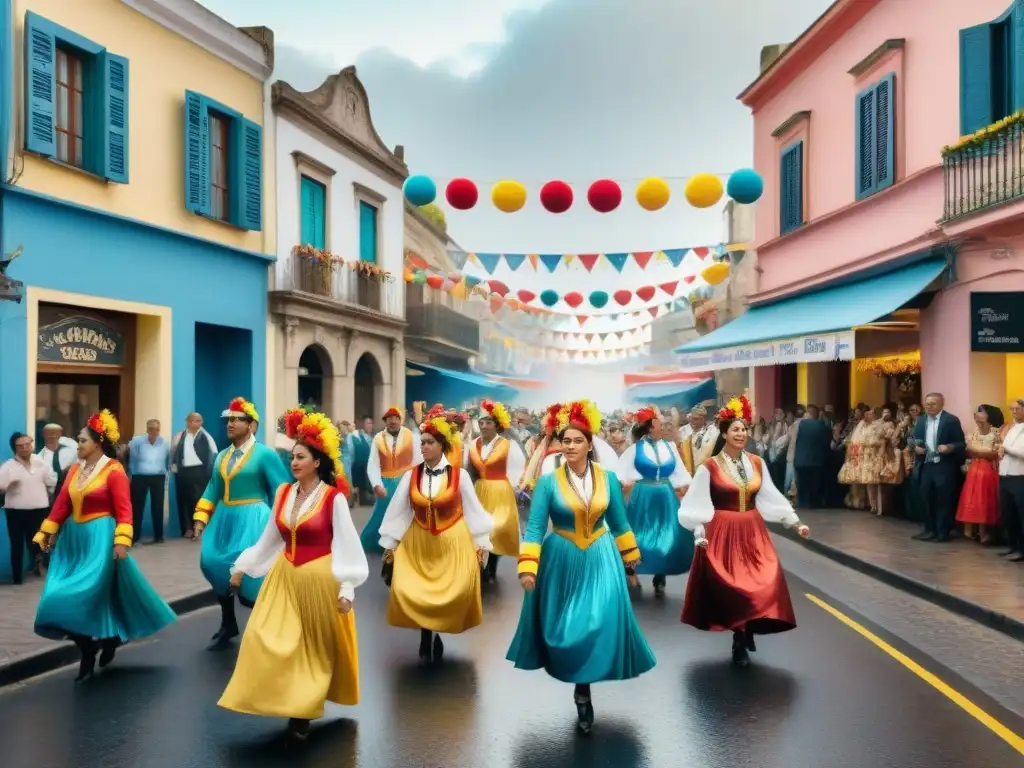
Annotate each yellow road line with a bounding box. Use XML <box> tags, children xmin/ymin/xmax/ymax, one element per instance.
<box><xmin>804</xmin><ymin>592</ymin><xmax>1024</xmax><ymax>756</ymax></box>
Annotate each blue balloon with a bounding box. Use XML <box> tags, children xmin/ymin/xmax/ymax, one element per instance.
<box><xmin>540</xmin><ymin>289</ymin><xmax>559</xmax><ymax>307</ymax></box>
<box><xmin>589</xmin><ymin>290</ymin><xmax>609</xmax><ymax>308</ymax></box>
<box><xmin>404</xmin><ymin>175</ymin><xmax>437</xmax><ymax>206</ymax></box>
<box><xmin>727</xmin><ymin>168</ymin><xmax>763</xmax><ymax>205</ymax></box>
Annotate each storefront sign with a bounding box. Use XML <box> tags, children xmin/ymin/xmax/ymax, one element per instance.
<box><xmin>676</xmin><ymin>332</ymin><xmax>855</xmax><ymax>373</ymax></box>
<box><xmin>38</xmin><ymin>316</ymin><xmax>125</xmax><ymax>365</ymax></box>
<box><xmin>970</xmin><ymin>292</ymin><xmax>1024</xmax><ymax>352</ymax></box>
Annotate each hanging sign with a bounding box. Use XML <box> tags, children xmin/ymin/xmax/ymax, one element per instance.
<box><xmin>38</xmin><ymin>315</ymin><xmax>125</xmax><ymax>365</ymax></box>
<box><xmin>676</xmin><ymin>332</ymin><xmax>855</xmax><ymax>373</ymax></box>
<box><xmin>970</xmin><ymin>292</ymin><xmax>1024</xmax><ymax>352</ymax></box>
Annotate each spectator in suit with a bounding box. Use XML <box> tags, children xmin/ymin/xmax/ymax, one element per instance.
<box><xmin>171</xmin><ymin>413</ymin><xmax>217</xmax><ymax>539</ymax></box>
<box><xmin>794</xmin><ymin>405</ymin><xmax>831</xmax><ymax>509</ymax></box>
<box><xmin>910</xmin><ymin>392</ymin><xmax>966</xmax><ymax>543</ymax></box>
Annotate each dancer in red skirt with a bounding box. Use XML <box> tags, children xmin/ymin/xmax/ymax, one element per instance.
<box><xmin>677</xmin><ymin>396</ymin><xmax>810</xmax><ymax>667</ymax></box>
<box><xmin>955</xmin><ymin>404</ymin><xmax>1003</xmax><ymax>545</ymax></box>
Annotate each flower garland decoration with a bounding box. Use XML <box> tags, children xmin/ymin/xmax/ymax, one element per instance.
<box><xmin>292</xmin><ymin>244</ymin><xmax>394</xmax><ymax>283</ymax></box>
<box><xmin>226</xmin><ymin>396</ymin><xmax>260</xmax><ymax>422</ymax></box>
<box><xmin>854</xmin><ymin>352</ymin><xmax>921</xmax><ymax>377</ymax></box>
<box><xmin>542</xmin><ymin>402</ymin><xmax>564</xmax><ymax>435</ymax></box>
<box><xmin>480</xmin><ymin>399</ymin><xmax>511</xmax><ymax>431</ymax></box>
<box><xmin>716</xmin><ymin>395</ymin><xmax>753</xmax><ymax>425</ymax></box>
<box><xmin>557</xmin><ymin>399</ymin><xmax>602</xmax><ymax>436</ymax></box>
<box><xmin>282</xmin><ymin>407</ymin><xmax>345</xmax><ymax>479</ymax></box>
<box><xmin>630</xmin><ymin>406</ymin><xmax>658</xmax><ymax>425</ymax></box>
<box><xmin>942</xmin><ymin>110</ymin><xmax>1024</xmax><ymax>157</ymax></box>
<box><xmin>421</xmin><ymin>416</ymin><xmax>456</xmax><ymax>446</ymax></box>
<box><xmin>86</xmin><ymin>409</ymin><xmax>120</xmax><ymax>444</ymax></box>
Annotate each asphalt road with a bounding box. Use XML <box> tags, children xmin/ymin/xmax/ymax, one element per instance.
<box><xmin>1</xmin><ymin>557</ymin><xmax>1022</xmax><ymax>768</ymax></box>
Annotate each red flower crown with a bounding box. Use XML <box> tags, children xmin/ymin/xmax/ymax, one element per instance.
<box><xmin>542</xmin><ymin>402</ymin><xmax>564</xmax><ymax>436</ymax></box>
<box><xmin>630</xmin><ymin>406</ymin><xmax>658</xmax><ymax>425</ymax></box>
<box><xmin>716</xmin><ymin>395</ymin><xmax>753</xmax><ymax>425</ymax></box>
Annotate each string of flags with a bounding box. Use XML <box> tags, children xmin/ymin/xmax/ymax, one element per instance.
<box><xmin>443</xmin><ymin>243</ymin><xmax>748</xmax><ymax>274</ymax></box>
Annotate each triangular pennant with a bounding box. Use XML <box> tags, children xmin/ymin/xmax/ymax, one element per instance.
<box><xmin>578</xmin><ymin>254</ymin><xmax>600</xmax><ymax>272</ymax></box>
<box><xmin>585</xmin><ymin>334</ymin><xmax>595</xmax><ymax>342</ymax></box>
<box><xmin>464</xmin><ymin>275</ymin><xmax>482</xmax><ymax>290</ymax></box>
<box><xmin>476</xmin><ymin>253</ymin><xmax>501</xmax><ymax>274</ymax></box>
<box><xmin>684</xmin><ymin>275</ymin><xmax>696</xmax><ymax>284</ymax></box>
<box><xmin>663</xmin><ymin>248</ymin><xmax>687</xmax><ymax>267</ymax></box>
<box><xmin>631</xmin><ymin>251</ymin><xmax>653</xmax><ymax>269</ymax></box>
<box><xmin>576</xmin><ymin>315</ymin><xmax>588</xmax><ymax>326</ymax></box>
<box><xmin>504</xmin><ymin>253</ymin><xmax>526</xmax><ymax>271</ymax></box>
<box><xmin>599</xmin><ymin>333</ymin><xmax>608</xmax><ymax>342</ymax></box>
<box><xmin>605</xmin><ymin>253</ymin><xmax>629</xmax><ymax>272</ymax></box>
<box><xmin>693</xmin><ymin>246</ymin><xmax>710</xmax><ymax>259</ymax></box>
<box><xmin>467</xmin><ymin>252</ymin><xmax>480</xmax><ymax>265</ymax></box>
<box><xmin>539</xmin><ymin>254</ymin><xmax>562</xmax><ymax>273</ymax></box>
<box><xmin>659</xmin><ymin>281</ymin><xmax>678</xmax><ymax>295</ymax></box>
<box><xmin>563</xmin><ymin>254</ymin><xmax>575</xmax><ymax>266</ymax></box>
<box><xmin>527</xmin><ymin>253</ymin><xmax>539</xmax><ymax>270</ymax></box>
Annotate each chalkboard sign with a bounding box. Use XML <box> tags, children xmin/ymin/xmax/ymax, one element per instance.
<box><xmin>970</xmin><ymin>292</ymin><xmax>1024</xmax><ymax>352</ymax></box>
<box><xmin>38</xmin><ymin>315</ymin><xmax>125</xmax><ymax>365</ymax></box>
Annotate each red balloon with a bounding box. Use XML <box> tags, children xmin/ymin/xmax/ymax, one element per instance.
<box><xmin>517</xmin><ymin>290</ymin><xmax>537</xmax><ymax>303</ymax></box>
<box><xmin>613</xmin><ymin>289</ymin><xmax>632</xmax><ymax>306</ymax></box>
<box><xmin>487</xmin><ymin>280</ymin><xmax>510</xmax><ymax>297</ymax></box>
<box><xmin>445</xmin><ymin>178</ymin><xmax>478</xmax><ymax>210</ymax></box>
<box><xmin>540</xmin><ymin>180</ymin><xmax>574</xmax><ymax>214</ymax></box>
<box><xmin>563</xmin><ymin>291</ymin><xmax>584</xmax><ymax>308</ymax></box>
<box><xmin>588</xmin><ymin>179</ymin><xmax>622</xmax><ymax>213</ymax></box>
<box><xmin>426</xmin><ymin>274</ymin><xmax>445</xmax><ymax>290</ymax></box>
<box><xmin>636</xmin><ymin>285</ymin><xmax>656</xmax><ymax>302</ymax></box>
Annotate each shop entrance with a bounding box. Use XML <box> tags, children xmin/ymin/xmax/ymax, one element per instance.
<box><xmin>35</xmin><ymin>373</ymin><xmax>122</xmax><ymax>444</ymax></box>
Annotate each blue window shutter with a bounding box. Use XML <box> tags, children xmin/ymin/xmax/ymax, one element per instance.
<box><xmin>99</xmin><ymin>52</ymin><xmax>129</xmax><ymax>183</ymax></box>
<box><xmin>359</xmin><ymin>201</ymin><xmax>377</xmax><ymax>263</ymax></box>
<box><xmin>779</xmin><ymin>141</ymin><xmax>803</xmax><ymax>235</ymax></box>
<box><xmin>233</xmin><ymin>117</ymin><xmax>262</xmax><ymax>231</ymax></box>
<box><xmin>1012</xmin><ymin>3</ymin><xmax>1024</xmax><ymax>111</ymax></box>
<box><xmin>300</xmin><ymin>176</ymin><xmax>325</xmax><ymax>249</ymax></box>
<box><xmin>183</xmin><ymin>90</ymin><xmax>210</xmax><ymax>216</ymax></box>
<box><xmin>311</xmin><ymin>180</ymin><xmax>325</xmax><ymax>249</ymax></box>
<box><xmin>873</xmin><ymin>73</ymin><xmax>895</xmax><ymax>193</ymax></box>
<box><xmin>23</xmin><ymin>12</ymin><xmax>56</xmax><ymax>157</ymax></box>
<box><xmin>960</xmin><ymin>24</ymin><xmax>995</xmax><ymax>134</ymax></box>
<box><xmin>855</xmin><ymin>85</ymin><xmax>876</xmax><ymax>199</ymax></box>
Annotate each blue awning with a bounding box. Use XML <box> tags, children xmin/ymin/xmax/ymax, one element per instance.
<box><xmin>405</xmin><ymin>361</ymin><xmax>516</xmax><ymax>406</ymax></box>
<box><xmin>628</xmin><ymin>378</ymin><xmax>717</xmax><ymax>409</ymax></box>
<box><xmin>674</xmin><ymin>257</ymin><xmax>947</xmax><ymax>371</ymax></box>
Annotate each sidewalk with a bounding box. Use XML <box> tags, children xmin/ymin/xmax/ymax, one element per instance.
<box><xmin>773</xmin><ymin>509</ymin><xmax>1024</xmax><ymax>642</ymax></box>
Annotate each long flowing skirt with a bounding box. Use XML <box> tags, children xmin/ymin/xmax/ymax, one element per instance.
<box><xmin>360</xmin><ymin>475</ymin><xmax>403</xmax><ymax>553</ymax></box>
<box><xmin>625</xmin><ymin>481</ymin><xmax>693</xmax><ymax>575</ymax></box>
<box><xmin>219</xmin><ymin>553</ymin><xmax>359</xmax><ymax>719</ymax></box>
<box><xmin>682</xmin><ymin>509</ymin><xmax>796</xmax><ymax>635</ymax></box>
<box><xmin>506</xmin><ymin>533</ymin><xmax>656</xmax><ymax>683</ymax></box>
<box><xmin>35</xmin><ymin>516</ymin><xmax>176</xmax><ymax>641</ymax></box>
<box><xmin>200</xmin><ymin>500</ymin><xmax>271</xmax><ymax>607</ymax></box>
<box><xmin>475</xmin><ymin>478</ymin><xmax>520</xmax><ymax>556</ymax></box>
<box><xmin>387</xmin><ymin>518</ymin><xmax>482</xmax><ymax>634</ymax></box>
<box><xmin>956</xmin><ymin>459</ymin><xmax>1001</xmax><ymax>526</ymax></box>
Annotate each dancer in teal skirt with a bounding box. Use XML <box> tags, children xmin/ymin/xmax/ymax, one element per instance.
<box><xmin>33</xmin><ymin>410</ymin><xmax>176</xmax><ymax>682</ymax></box>
<box><xmin>192</xmin><ymin>397</ymin><xmax>290</xmax><ymax>650</ymax></box>
<box><xmin>507</xmin><ymin>400</ymin><xmax>656</xmax><ymax>734</ymax></box>
<box><xmin>360</xmin><ymin>405</ymin><xmax>420</xmax><ymax>552</ymax></box>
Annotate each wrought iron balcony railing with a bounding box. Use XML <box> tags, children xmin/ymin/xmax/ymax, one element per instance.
<box><xmin>405</xmin><ymin>302</ymin><xmax>480</xmax><ymax>352</ymax></box>
<box><xmin>943</xmin><ymin>121</ymin><xmax>1024</xmax><ymax>221</ymax></box>
<box><xmin>278</xmin><ymin>255</ymin><xmax>404</xmax><ymax>319</ymax></box>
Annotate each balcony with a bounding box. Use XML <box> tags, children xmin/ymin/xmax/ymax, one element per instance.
<box><xmin>943</xmin><ymin>120</ymin><xmax>1024</xmax><ymax>222</ymax></box>
<box><xmin>275</xmin><ymin>253</ymin><xmax>404</xmax><ymax>321</ymax></box>
<box><xmin>405</xmin><ymin>301</ymin><xmax>480</xmax><ymax>356</ymax></box>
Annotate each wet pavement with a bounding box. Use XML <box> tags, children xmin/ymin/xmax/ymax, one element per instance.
<box><xmin>1</xmin><ymin>552</ymin><xmax>1022</xmax><ymax>768</ymax></box>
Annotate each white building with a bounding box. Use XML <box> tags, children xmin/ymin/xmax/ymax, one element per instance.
<box><xmin>268</xmin><ymin>66</ymin><xmax>407</xmax><ymax>422</ymax></box>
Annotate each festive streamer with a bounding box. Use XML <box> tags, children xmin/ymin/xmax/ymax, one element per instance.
<box><xmin>453</xmin><ymin>243</ymin><xmax>748</xmax><ymax>274</ymax></box>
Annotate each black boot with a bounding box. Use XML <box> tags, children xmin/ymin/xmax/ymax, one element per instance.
<box><xmin>745</xmin><ymin>627</ymin><xmax>757</xmax><ymax>653</ymax></box>
<box><xmin>652</xmin><ymin>574</ymin><xmax>666</xmax><ymax>597</ymax></box>
<box><xmin>418</xmin><ymin>629</ymin><xmax>432</xmax><ymax>663</ymax></box>
<box><xmin>731</xmin><ymin>631</ymin><xmax>750</xmax><ymax>667</ymax></box>
<box><xmin>286</xmin><ymin>718</ymin><xmax>310</xmax><ymax>742</ymax></box>
<box><xmin>71</xmin><ymin>635</ymin><xmax>97</xmax><ymax>682</ymax></box>
<box><xmin>432</xmin><ymin>634</ymin><xmax>445</xmax><ymax>663</ymax></box>
<box><xmin>573</xmin><ymin>684</ymin><xmax>594</xmax><ymax>734</ymax></box>
<box><xmin>207</xmin><ymin>595</ymin><xmax>240</xmax><ymax>650</ymax></box>
<box><xmin>484</xmin><ymin>554</ymin><xmax>499</xmax><ymax>583</ymax></box>
<box><xmin>98</xmin><ymin>637</ymin><xmax>122</xmax><ymax>668</ymax></box>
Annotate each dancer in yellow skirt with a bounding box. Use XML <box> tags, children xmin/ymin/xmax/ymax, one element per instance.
<box><xmin>466</xmin><ymin>399</ymin><xmax>525</xmax><ymax>583</ymax></box>
<box><xmin>379</xmin><ymin>415</ymin><xmax>493</xmax><ymax>663</ymax></box>
<box><xmin>219</xmin><ymin>409</ymin><xmax>369</xmax><ymax>742</ymax></box>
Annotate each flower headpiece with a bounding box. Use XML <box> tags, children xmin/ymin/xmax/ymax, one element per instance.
<box><xmin>223</xmin><ymin>396</ymin><xmax>260</xmax><ymax>422</ymax></box>
<box><xmin>86</xmin><ymin>409</ymin><xmax>120</xmax><ymax>444</ymax></box>
<box><xmin>426</xmin><ymin>403</ymin><xmax>446</xmax><ymax>420</ymax></box>
<box><xmin>282</xmin><ymin>407</ymin><xmax>344</xmax><ymax>478</ymax></box>
<box><xmin>479</xmin><ymin>399</ymin><xmax>511</xmax><ymax>431</ymax></box>
<box><xmin>542</xmin><ymin>402</ymin><xmax>564</xmax><ymax>436</ymax></box>
<box><xmin>382</xmin><ymin>405</ymin><xmax>404</xmax><ymax>421</ymax></box>
<box><xmin>557</xmin><ymin>399</ymin><xmax>602</xmax><ymax>436</ymax></box>
<box><xmin>716</xmin><ymin>395</ymin><xmax>753</xmax><ymax>425</ymax></box>
<box><xmin>420</xmin><ymin>416</ymin><xmax>456</xmax><ymax>447</ymax></box>
<box><xmin>629</xmin><ymin>406</ymin><xmax>658</xmax><ymax>425</ymax></box>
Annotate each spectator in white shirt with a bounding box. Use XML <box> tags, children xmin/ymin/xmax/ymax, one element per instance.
<box><xmin>37</xmin><ymin>423</ymin><xmax>77</xmax><ymax>500</ymax></box>
<box><xmin>997</xmin><ymin>398</ymin><xmax>1024</xmax><ymax>562</ymax></box>
<box><xmin>170</xmin><ymin>412</ymin><xmax>218</xmax><ymax>539</ymax></box>
<box><xmin>0</xmin><ymin>432</ymin><xmax>56</xmax><ymax>583</ymax></box>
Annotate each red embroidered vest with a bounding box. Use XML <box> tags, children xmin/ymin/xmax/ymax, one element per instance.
<box><xmin>409</xmin><ymin>464</ymin><xmax>463</xmax><ymax>535</ymax></box>
<box><xmin>469</xmin><ymin>437</ymin><xmax>510</xmax><ymax>481</ymax></box>
<box><xmin>272</xmin><ymin>483</ymin><xmax>338</xmax><ymax>566</ymax></box>
<box><xmin>706</xmin><ymin>453</ymin><xmax>763</xmax><ymax>514</ymax></box>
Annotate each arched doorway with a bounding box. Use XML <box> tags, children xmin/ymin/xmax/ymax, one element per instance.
<box><xmin>298</xmin><ymin>345</ymin><xmax>332</xmax><ymax>411</ymax></box>
<box><xmin>354</xmin><ymin>352</ymin><xmax>382</xmax><ymax>422</ymax></box>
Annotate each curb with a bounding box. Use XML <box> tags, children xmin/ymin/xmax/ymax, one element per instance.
<box><xmin>0</xmin><ymin>589</ymin><xmax>215</xmax><ymax>688</ymax></box>
<box><xmin>771</xmin><ymin>525</ymin><xmax>1024</xmax><ymax>644</ymax></box>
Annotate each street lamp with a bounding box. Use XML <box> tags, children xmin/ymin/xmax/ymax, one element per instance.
<box><xmin>0</xmin><ymin>246</ymin><xmax>24</xmax><ymax>304</ymax></box>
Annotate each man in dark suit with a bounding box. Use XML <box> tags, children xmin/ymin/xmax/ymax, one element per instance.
<box><xmin>911</xmin><ymin>392</ymin><xmax>965</xmax><ymax>542</ymax></box>
<box><xmin>794</xmin><ymin>404</ymin><xmax>831</xmax><ymax>508</ymax></box>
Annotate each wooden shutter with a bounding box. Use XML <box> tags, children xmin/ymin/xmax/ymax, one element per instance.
<box><xmin>183</xmin><ymin>90</ymin><xmax>210</xmax><ymax>216</ymax></box>
<box><xmin>959</xmin><ymin>24</ymin><xmax>994</xmax><ymax>135</ymax></box>
<box><xmin>855</xmin><ymin>86</ymin><xmax>875</xmax><ymax>199</ymax></box>
<box><xmin>300</xmin><ymin>176</ymin><xmax>326</xmax><ymax>249</ymax></box>
<box><xmin>235</xmin><ymin>118</ymin><xmax>262</xmax><ymax>231</ymax></box>
<box><xmin>23</xmin><ymin>12</ymin><xmax>56</xmax><ymax>157</ymax></box>
<box><xmin>359</xmin><ymin>201</ymin><xmax>378</xmax><ymax>263</ymax></box>
<box><xmin>100</xmin><ymin>52</ymin><xmax>129</xmax><ymax>183</ymax></box>
<box><xmin>779</xmin><ymin>140</ymin><xmax>803</xmax><ymax>235</ymax></box>
<box><xmin>874</xmin><ymin>73</ymin><xmax>895</xmax><ymax>193</ymax></box>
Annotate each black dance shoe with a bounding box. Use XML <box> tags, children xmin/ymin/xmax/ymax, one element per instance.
<box><xmin>731</xmin><ymin>632</ymin><xmax>750</xmax><ymax>667</ymax></box>
<box><xmin>573</xmin><ymin>685</ymin><xmax>594</xmax><ymax>734</ymax></box>
<box><xmin>98</xmin><ymin>638</ymin><xmax>122</xmax><ymax>668</ymax></box>
<box><xmin>419</xmin><ymin>629</ymin><xmax>432</xmax><ymax>663</ymax></box>
<box><xmin>432</xmin><ymin>634</ymin><xmax>445</xmax><ymax>663</ymax></box>
<box><xmin>73</xmin><ymin>638</ymin><xmax>98</xmax><ymax>682</ymax></box>
<box><xmin>286</xmin><ymin>718</ymin><xmax>310</xmax><ymax>742</ymax></box>
<box><xmin>652</xmin><ymin>574</ymin><xmax>666</xmax><ymax>597</ymax></box>
<box><xmin>206</xmin><ymin>624</ymin><xmax>239</xmax><ymax>651</ymax></box>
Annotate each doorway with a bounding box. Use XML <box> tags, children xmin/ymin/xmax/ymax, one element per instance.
<box><xmin>354</xmin><ymin>352</ymin><xmax>382</xmax><ymax>421</ymax></box>
<box><xmin>298</xmin><ymin>344</ymin><xmax>332</xmax><ymax>411</ymax></box>
<box><xmin>35</xmin><ymin>373</ymin><xmax>122</xmax><ymax>446</ymax></box>
<box><xmin>194</xmin><ymin>323</ymin><xmax>253</xmax><ymax>448</ymax></box>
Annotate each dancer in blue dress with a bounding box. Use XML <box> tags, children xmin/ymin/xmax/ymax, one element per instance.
<box><xmin>33</xmin><ymin>410</ymin><xmax>176</xmax><ymax>682</ymax></box>
<box><xmin>617</xmin><ymin>406</ymin><xmax>693</xmax><ymax>596</ymax></box>
<box><xmin>507</xmin><ymin>400</ymin><xmax>656</xmax><ymax>734</ymax></box>
<box><xmin>192</xmin><ymin>397</ymin><xmax>291</xmax><ymax>650</ymax></box>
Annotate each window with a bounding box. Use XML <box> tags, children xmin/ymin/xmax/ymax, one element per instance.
<box><xmin>959</xmin><ymin>5</ymin><xmax>1019</xmax><ymax>135</ymax></box>
<box><xmin>183</xmin><ymin>90</ymin><xmax>262</xmax><ymax>231</ymax></box>
<box><xmin>779</xmin><ymin>140</ymin><xmax>804</xmax><ymax>235</ymax></box>
<box><xmin>300</xmin><ymin>176</ymin><xmax>326</xmax><ymax>249</ymax></box>
<box><xmin>359</xmin><ymin>201</ymin><xmax>378</xmax><ymax>263</ymax></box>
<box><xmin>23</xmin><ymin>12</ymin><xmax>129</xmax><ymax>183</ymax></box>
<box><xmin>855</xmin><ymin>72</ymin><xmax>895</xmax><ymax>200</ymax></box>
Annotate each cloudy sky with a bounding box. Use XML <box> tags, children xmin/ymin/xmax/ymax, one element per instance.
<box><xmin>205</xmin><ymin>0</ymin><xmax>833</xmax><ymax>257</ymax></box>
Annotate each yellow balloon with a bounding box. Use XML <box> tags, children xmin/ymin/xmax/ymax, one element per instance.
<box><xmin>450</xmin><ymin>281</ymin><xmax>467</xmax><ymax>300</ymax></box>
<box><xmin>701</xmin><ymin>262</ymin><xmax>730</xmax><ymax>285</ymax></box>
<box><xmin>685</xmin><ymin>173</ymin><xmax>724</xmax><ymax>208</ymax></box>
<box><xmin>492</xmin><ymin>180</ymin><xmax>527</xmax><ymax>213</ymax></box>
<box><xmin>635</xmin><ymin>177</ymin><xmax>671</xmax><ymax>211</ymax></box>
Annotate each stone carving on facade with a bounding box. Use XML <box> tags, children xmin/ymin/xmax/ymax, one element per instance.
<box><xmin>280</xmin><ymin>316</ymin><xmax>300</xmax><ymax>339</ymax></box>
<box><xmin>314</xmin><ymin>325</ymin><xmax>325</xmax><ymax>346</ymax></box>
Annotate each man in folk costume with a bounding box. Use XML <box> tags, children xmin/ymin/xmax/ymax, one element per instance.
<box><xmin>361</xmin><ymin>406</ymin><xmax>421</xmax><ymax>553</ymax></box>
<box><xmin>466</xmin><ymin>399</ymin><xmax>527</xmax><ymax>583</ymax></box>
<box><xmin>676</xmin><ymin>406</ymin><xmax>718</xmax><ymax>477</ymax></box>
<box><xmin>193</xmin><ymin>397</ymin><xmax>291</xmax><ymax>650</ymax></box>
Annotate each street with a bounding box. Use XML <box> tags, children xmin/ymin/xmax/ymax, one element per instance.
<box><xmin>1</xmin><ymin>541</ymin><xmax>1022</xmax><ymax>768</ymax></box>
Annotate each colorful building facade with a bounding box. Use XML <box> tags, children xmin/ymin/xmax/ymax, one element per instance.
<box><xmin>0</xmin><ymin>0</ymin><xmax>275</xmax><ymax>579</ymax></box>
<box><xmin>677</xmin><ymin>0</ymin><xmax>1024</xmax><ymax>424</ymax></box>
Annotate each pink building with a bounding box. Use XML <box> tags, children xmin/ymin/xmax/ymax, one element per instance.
<box><xmin>676</xmin><ymin>0</ymin><xmax>1024</xmax><ymax>424</ymax></box>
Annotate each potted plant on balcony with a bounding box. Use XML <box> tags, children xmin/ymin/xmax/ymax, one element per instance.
<box><xmin>292</xmin><ymin>244</ymin><xmax>338</xmax><ymax>296</ymax></box>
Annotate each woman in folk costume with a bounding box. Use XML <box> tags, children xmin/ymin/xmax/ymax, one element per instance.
<box><xmin>465</xmin><ymin>399</ymin><xmax>526</xmax><ymax>583</ymax></box>
<box><xmin>360</xmin><ymin>405</ymin><xmax>421</xmax><ymax>553</ymax></box>
<box><xmin>378</xmin><ymin>416</ymin><xmax>493</xmax><ymax>663</ymax></box>
<box><xmin>677</xmin><ymin>397</ymin><xmax>810</xmax><ymax>667</ymax></box>
<box><xmin>33</xmin><ymin>410</ymin><xmax>176</xmax><ymax>682</ymax></box>
<box><xmin>425</xmin><ymin>404</ymin><xmax>467</xmax><ymax>469</ymax></box>
<box><xmin>193</xmin><ymin>397</ymin><xmax>292</xmax><ymax>651</ymax></box>
<box><xmin>507</xmin><ymin>400</ymin><xmax>655</xmax><ymax>734</ymax></box>
<box><xmin>219</xmin><ymin>409</ymin><xmax>368</xmax><ymax>743</ymax></box>
<box><xmin>617</xmin><ymin>407</ymin><xmax>693</xmax><ymax>597</ymax></box>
